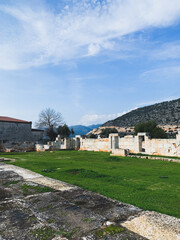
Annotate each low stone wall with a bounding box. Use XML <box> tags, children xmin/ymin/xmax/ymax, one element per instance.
<box><xmin>128</xmin><ymin>154</ymin><xmax>180</xmax><ymax>163</ymax></box>
<box><xmin>118</xmin><ymin>135</ymin><xmax>138</xmax><ymax>153</ymax></box>
<box><xmin>35</xmin><ymin>132</ymin><xmax>180</xmax><ymax>157</ymax></box>
<box><xmin>80</xmin><ymin>138</ymin><xmax>110</xmax><ymax>152</ymax></box>
<box><xmin>116</xmin><ymin>133</ymin><xmax>180</xmax><ymax>157</ymax></box>
<box><xmin>0</xmin><ymin>142</ymin><xmax>35</xmax><ymax>152</ymax></box>
<box><xmin>142</xmin><ymin>138</ymin><xmax>180</xmax><ymax>157</ymax></box>
<box><xmin>35</xmin><ymin>144</ymin><xmax>50</xmax><ymax>152</ymax></box>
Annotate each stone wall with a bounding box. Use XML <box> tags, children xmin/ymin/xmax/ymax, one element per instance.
<box><xmin>79</xmin><ymin>138</ymin><xmax>110</xmax><ymax>152</ymax></box>
<box><xmin>0</xmin><ymin>122</ymin><xmax>44</xmax><ymax>143</ymax></box>
<box><xmin>110</xmin><ymin>132</ymin><xmax>180</xmax><ymax>157</ymax></box>
<box><xmin>0</xmin><ymin>141</ymin><xmax>35</xmax><ymax>152</ymax></box>
<box><xmin>0</xmin><ymin>121</ymin><xmax>32</xmax><ymax>142</ymax></box>
<box><xmin>79</xmin><ymin>132</ymin><xmax>180</xmax><ymax>157</ymax></box>
<box><xmin>37</xmin><ymin>132</ymin><xmax>180</xmax><ymax>157</ymax></box>
<box><xmin>31</xmin><ymin>130</ymin><xmax>44</xmax><ymax>142</ymax></box>
<box><xmin>140</xmin><ymin>138</ymin><xmax>180</xmax><ymax>157</ymax></box>
<box><xmin>51</xmin><ymin>135</ymin><xmax>76</xmax><ymax>150</ymax></box>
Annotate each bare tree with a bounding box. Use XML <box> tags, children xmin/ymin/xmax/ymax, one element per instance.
<box><xmin>36</xmin><ymin>108</ymin><xmax>64</xmax><ymax>128</ymax></box>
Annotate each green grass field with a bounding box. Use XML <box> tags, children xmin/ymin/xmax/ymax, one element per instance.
<box><xmin>1</xmin><ymin>150</ymin><xmax>180</xmax><ymax>218</ymax></box>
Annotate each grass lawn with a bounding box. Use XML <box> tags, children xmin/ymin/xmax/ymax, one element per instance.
<box><xmin>1</xmin><ymin>150</ymin><xmax>180</xmax><ymax>218</ymax></box>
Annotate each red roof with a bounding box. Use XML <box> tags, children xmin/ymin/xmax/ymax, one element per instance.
<box><xmin>0</xmin><ymin>116</ymin><xmax>31</xmax><ymax>123</ymax></box>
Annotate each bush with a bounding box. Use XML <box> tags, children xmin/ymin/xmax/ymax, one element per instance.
<box><xmin>88</xmin><ymin>133</ymin><xmax>98</xmax><ymax>139</ymax></box>
<box><xmin>100</xmin><ymin>128</ymin><xmax>118</xmax><ymax>138</ymax></box>
<box><xmin>134</xmin><ymin>120</ymin><xmax>167</xmax><ymax>139</ymax></box>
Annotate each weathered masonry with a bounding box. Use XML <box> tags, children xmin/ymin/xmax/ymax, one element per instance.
<box><xmin>78</xmin><ymin>132</ymin><xmax>180</xmax><ymax>157</ymax></box>
<box><xmin>109</xmin><ymin>132</ymin><xmax>180</xmax><ymax>157</ymax></box>
<box><xmin>0</xmin><ymin>116</ymin><xmax>43</xmax><ymax>143</ymax></box>
<box><xmin>42</xmin><ymin>132</ymin><xmax>180</xmax><ymax>157</ymax></box>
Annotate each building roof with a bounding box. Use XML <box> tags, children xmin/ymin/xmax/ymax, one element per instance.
<box><xmin>0</xmin><ymin>116</ymin><xmax>31</xmax><ymax>123</ymax></box>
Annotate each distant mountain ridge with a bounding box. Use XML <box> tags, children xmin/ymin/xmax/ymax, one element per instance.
<box><xmin>102</xmin><ymin>98</ymin><xmax>180</xmax><ymax>127</ymax></box>
<box><xmin>69</xmin><ymin>124</ymin><xmax>101</xmax><ymax>136</ymax></box>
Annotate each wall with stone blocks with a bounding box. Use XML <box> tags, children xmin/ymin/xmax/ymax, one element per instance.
<box><xmin>80</xmin><ymin>138</ymin><xmax>110</xmax><ymax>152</ymax></box>
<box><xmin>142</xmin><ymin>138</ymin><xmax>180</xmax><ymax>157</ymax></box>
<box><xmin>116</xmin><ymin>133</ymin><xmax>180</xmax><ymax>157</ymax></box>
<box><xmin>36</xmin><ymin>132</ymin><xmax>180</xmax><ymax>157</ymax></box>
<box><xmin>0</xmin><ymin>122</ymin><xmax>33</xmax><ymax>142</ymax></box>
<box><xmin>31</xmin><ymin>131</ymin><xmax>44</xmax><ymax>142</ymax></box>
<box><xmin>35</xmin><ymin>144</ymin><xmax>50</xmax><ymax>152</ymax></box>
<box><xmin>118</xmin><ymin>135</ymin><xmax>139</xmax><ymax>153</ymax></box>
<box><xmin>80</xmin><ymin>133</ymin><xmax>180</xmax><ymax>157</ymax></box>
<box><xmin>0</xmin><ymin>142</ymin><xmax>35</xmax><ymax>152</ymax></box>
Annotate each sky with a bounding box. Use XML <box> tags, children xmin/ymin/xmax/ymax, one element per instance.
<box><xmin>0</xmin><ymin>0</ymin><xmax>180</xmax><ymax>127</ymax></box>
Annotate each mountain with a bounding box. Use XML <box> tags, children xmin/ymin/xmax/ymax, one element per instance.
<box><xmin>102</xmin><ymin>98</ymin><xmax>180</xmax><ymax>127</ymax></box>
<box><xmin>69</xmin><ymin>124</ymin><xmax>101</xmax><ymax>136</ymax></box>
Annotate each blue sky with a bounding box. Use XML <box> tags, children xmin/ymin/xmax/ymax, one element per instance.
<box><xmin>0</xmin><ymin>0</ymin><xmax>180</xmax><ymax>126</ymax></box>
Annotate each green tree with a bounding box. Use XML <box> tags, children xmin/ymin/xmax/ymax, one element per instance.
<box><xmin>134</xmin><ymin>120</ymin><xmax>167</xmax><ymax>138</ymax></box>
<box><xmin>46</xmin><ymin>126</ymin><xmax>57</xmax><ymax>141</ymax></box>
<box><xmin>88</xmin><ymin>133</ymin><xmax>98</xmax><ymax>138</ymax></box>
<box><xmin>57</xmin><ymin>124</ymin><xmax>71</xmax><ymax>138</ymax></box>
<box><xmin>71</xmin><ymin>128</ymin><xmax>75</xmax><ymax>135</ymax></box>
<box><xmin>100</xmin><ymin>128</ymin><xmax>118</xmax><ymax>138</ymax></box>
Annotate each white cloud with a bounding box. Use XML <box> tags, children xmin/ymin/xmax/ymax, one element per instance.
<box><xmin>1</xmin><ymin>0</ymin><xmax>180</xmax><ymax>69</ymax></box>
<box><xmin>151</xmin><ymin>42</ymin><xmax>180</xmax><ymax>60</ymax></box>
<box><xmin>140</xmin><ymin>65</ymin><xmax>180</xmax><ymax>82</ymax></box>
<box><xmin>88</xmin><ymin>43</ymin><xmax>101</xmax><ymax>56</ymax></box>
<box><xmin>79</xmin><ymin>112</ymin><xmax>127</xmax><ymax>125</ymax></box>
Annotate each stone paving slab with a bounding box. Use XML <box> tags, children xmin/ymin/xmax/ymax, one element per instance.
<box><xmin>0</xmin><ymin>163</ymin><xmax>179</xmax><ymax>240</ymax></box>
<box><xmin>122</xmin><ymin>211</ymin><xmax>180</xmax><ymax>240</ymax></box>
<box><xmin>0</xmin><ymin>164</ymin><xmax>76</xmax><ymax>191</ymax></box>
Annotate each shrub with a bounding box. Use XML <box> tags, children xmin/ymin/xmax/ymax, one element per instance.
<box><xmin>134</xmin><ymin>120</ymin><xmax>167</xmax><ymax>138</ymax></box>
<box><xmin>100</xmin><ymin>128</ymin><xmax>118</xmax><ymax>138</ymax></box>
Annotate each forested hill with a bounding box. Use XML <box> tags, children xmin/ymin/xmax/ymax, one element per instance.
<box><xmin>102</xmin><ymin>98</ymin><xmax>180</xmax><ymax>127</ymax></box>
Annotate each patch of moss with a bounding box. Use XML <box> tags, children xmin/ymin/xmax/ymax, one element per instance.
<box><xmin>21</xmin><ymin>184</ymin><xmax>54</xmax><ymax>196</ymax></box>
<box><xmin>56</xmin><ymin>227</ymin><xmax>77</xmax><ymax>238</ymax></box>
<box><xmin>48</xmin><ymin>218</ymin><xmax>55</xmax><ymax>223</ymax></box>
<box><xmin>61</xmin><ymin>211</ymin><xmax>67</xmax><ymax>216</ymax></box>
<box><xmin>81</xmin><ymin>218</ymin><xmax>94</xmax><ymax>223</ymax></box>
<box><xmin>31</xmin><ymin>227</ymin><xmax>55</xmax><ymax>240</ymax></box>
<box><xmin>40</xmin><ymin>204</ymin><xmax>53</xmax><ymax>212</ymax></box>
<box><xmin>29</xmin><ymin>216</ymin><xmax>37</xmax><ymax>222</ymax></box>
<box><xmin>46</xmin><ymin>204</ymin><xmax>53</xmax><ymax>209</ymax></box>
<box><xmin>104</xmin><ymin>225</ymin><xmax>124</xmax><ymax>234</ymax></box>
<box><xmin>4</xmin><ymin>181</ymin><xmax>20</xmax><ymax>187</ymax></box>
<box><xmin>95</xmin><ymin>225</ymin><xmax>125</xmax><ymax>237</ymax></box>
<box><xmin>95</xmin><ymin>230</ymin><xmax>104</xmax><ymax>237</ymax></box>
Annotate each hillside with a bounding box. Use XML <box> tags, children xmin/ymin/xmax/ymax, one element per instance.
<box><xmin>102</xmin><ymin>98</ymin><xmax>180</xmax><ymax>127</ymax></box>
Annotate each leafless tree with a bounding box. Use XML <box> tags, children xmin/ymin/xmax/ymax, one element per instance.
<box><xmin>36</xmin><ymin>108</ymin><xmax>64</xmax><ymax>128</ymax></box>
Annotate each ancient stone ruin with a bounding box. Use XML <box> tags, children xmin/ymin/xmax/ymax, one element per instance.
<box><xmin>36</xmin><ymin>132</ymin><xmax>180</xmax><ymax>158</ymax></box>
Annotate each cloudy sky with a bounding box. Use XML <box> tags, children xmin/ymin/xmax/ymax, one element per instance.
<box><xmin>0</xmin><ymin>0</ymin><xmax>180</xmax><ymax>126</ymax></box>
